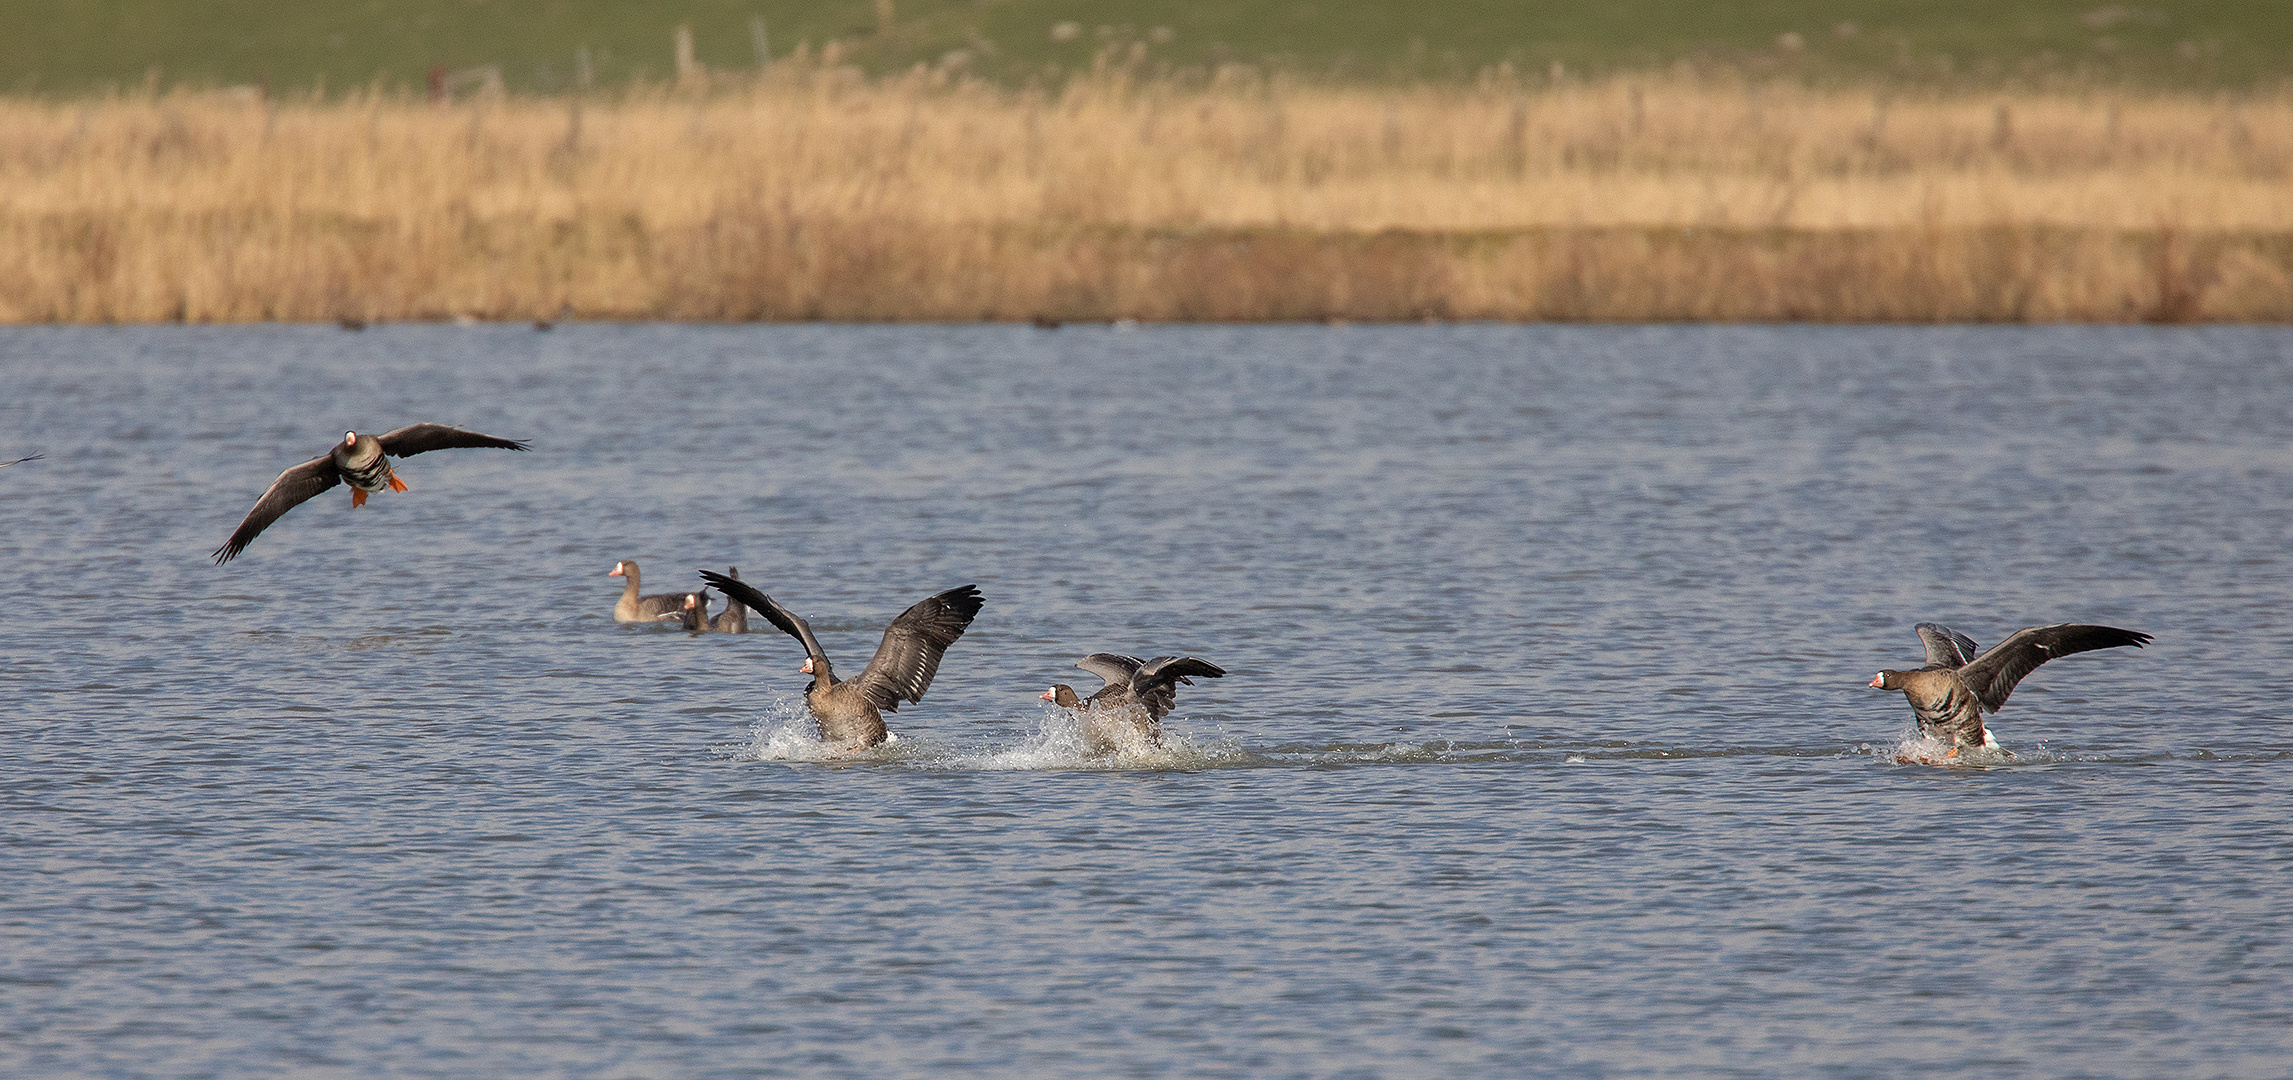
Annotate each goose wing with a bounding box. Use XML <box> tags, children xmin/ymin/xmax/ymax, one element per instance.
<box><xmin>848</xmin><ymin>586</ymin><xmax>985</xmax><ymax>712</ymax></box>
<box><xmin>1074</xmin><ymin>653</ymin><xmax>1145</xmax><ymax>693</ymax></box>
<box><xmin>698</xmin><ymin>570</ymin><xmax>823</xmax><ymax>659</ymax></box>
<box><xmin>1957</xmin><ymin>623</ymin><xmax>2152</xmax><ymax>713</ymax></box>
<box><xmin>1914</xmin><ymin>623</ymin><xmax>1982</xmax><ymax>669</ymax></box>
<box><xmin>374</xmin><ymin>424</ymin><xmax>530</xmax><ymax>457</ymax></box>
<box><xmin>1126</xmin><ymin>656</ymin><xmax>1226</xmax><ymax>720</ymax></box>
<box><xmin>212</xmin><ymin>454</ymin><xmax>340</xmax><ymax>564</ymax></box>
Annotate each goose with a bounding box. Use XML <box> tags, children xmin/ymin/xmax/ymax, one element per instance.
<box><xmin>212</xmin><ymin>426</ymin><xmax>528</xmax><ymax>564</ymax></box>
<box><xmin>698</xmin><ymin>570</ymin><xmax>982</xmax><ymax>750</ymax></box>
<box><xmin>708</xmin><ymin>567</ymin><xmax>749</xmax><ymax>634</ymax></box>
<box><xmin>677</xmin><ymin>592</ymin><xmax>712</xmax><ymax>633</ymax></box>
<box><xmin>1042</xmin><ymin>653</ymin><xmax>1225</xmax><ymax>753</ymax></box>
<box><xmin>1869</xmin><ymin>621</ymin><xmax>2151</xmax><ymax>759</ymax></box>
<box><xmin>609</xmin><ymin>560</ymin><xmax>703</xmax><ymax>623</ymax></box>
<box><xmin>0</xmin><ymin>452</ymin><xmax>38</xmax><ymax>468</ymax></box>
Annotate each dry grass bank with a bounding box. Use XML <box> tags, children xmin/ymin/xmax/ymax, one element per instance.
<box><xmin>3</xmin><ymin>70</ymin><xmax>2289</xmax><ymax>322</ymax></box>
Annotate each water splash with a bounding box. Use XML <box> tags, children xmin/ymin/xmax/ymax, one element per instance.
<box><xmin>1888</xmin><ymin>729</ymin><xmax>2015</xmax><ymax>767</ymax></box>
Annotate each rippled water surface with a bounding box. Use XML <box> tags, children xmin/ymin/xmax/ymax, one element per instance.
<box><xmin>4</xmin><ymin>323</ymin><xmax>2290</xmax><ymax>1078</ymax></box>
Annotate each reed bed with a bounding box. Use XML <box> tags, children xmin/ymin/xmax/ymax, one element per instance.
<box><xmin>3</xmin><ymin>68</ymin><xmax>2289</xmax><ymax>322</ymax></box>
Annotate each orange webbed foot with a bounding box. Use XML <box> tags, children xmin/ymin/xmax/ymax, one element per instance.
<box><xmin>387</xmin><ymin>473</ymin><xmax>408</xmax><ymax>492</ymax></box>
<box><xmin>351</xmin><ymin>488</ymin><xmax>368</xmax><ymax>508</ymax></box>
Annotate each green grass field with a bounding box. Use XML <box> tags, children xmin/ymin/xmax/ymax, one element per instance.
<box><xmin>7</xmin><ymin>1</ymin><xmax>2290</xmax><ymax>94</ymax></box>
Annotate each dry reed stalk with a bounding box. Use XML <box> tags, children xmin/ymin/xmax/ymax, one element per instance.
<box><xmin>0</xmin><ymin>71</ymin><xmax>2288</xmax><ymax>323</ymax></box>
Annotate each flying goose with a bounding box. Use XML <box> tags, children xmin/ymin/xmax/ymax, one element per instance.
<box><xmin>1042</xmin><ymin>653</ymin><xmax>1226</xmax><ymax>753</ymax></box>
<box><xmin>609</xmin><ymin>560</ymin><xmax>703</xmax><ymax>623</ymax></box>
<box><xmin>1868</xmin><ymin>621</ymin><xmax>2151</xmax><ymax>758</ymax></box>
<box><xmin>698</xmin><ymin>570</ymin><xmax>983</xmax><ymax>749</ymax></box>
<box><xmin>211</xmin><ymin>426</ymin><xmax>528</xmax><ymax>564</ymax></box>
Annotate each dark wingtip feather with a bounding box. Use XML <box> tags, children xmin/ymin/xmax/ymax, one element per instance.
<box><xmin>936</xmin><ymin>584</ymin><xmax>985</xmax><ymax>621</ymax></box>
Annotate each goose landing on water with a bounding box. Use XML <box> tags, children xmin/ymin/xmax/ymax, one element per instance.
<box><xmin>212</xmin><ymin>426</ymin><xmax>528</xmax><ymax>564</ymax></box>
<box><xmin>1869</xmin><ymin>621</ymin><xmax>2151</xmax><ymax>763</ymax></box>
<box><xmin>699</xmin><ymin>570</ymin><xmax>982</xmax><ymax>750</ymax></box>
<box><xmin>1043</xmin><ymin>653</ymin><xmax>1226</xmax><ymax>754</ymax></box>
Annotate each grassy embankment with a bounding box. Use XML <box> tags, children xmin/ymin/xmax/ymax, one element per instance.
<box><xmin>11</xmin><ymin>0</ymin><xmax>2293</xmax><ymax>92</ymax></box>
<box><xmin>3</xmin><ymin>66</ymin><xmax>2289</xmax><ymax>323</ymax></box>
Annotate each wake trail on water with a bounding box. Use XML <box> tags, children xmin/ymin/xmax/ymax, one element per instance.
<box><xmin>707</xmin><ymin>701</ymin><xmax>2260</xmax><ymax>770</ymax></box>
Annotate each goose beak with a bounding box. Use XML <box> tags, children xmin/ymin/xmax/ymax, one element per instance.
<box><xmin>1039</xmin><ymin>689</ymin><xmax>1055</xmax><ymax>701</ymax></box>
<box><xmin>1867</xmin><ymin>673</ymin><xmax>1885</xmax><ymax>688</ymax></box>
<box><xmin>800</xmin><ymin>657</ymin><xmax>814</xmax><ymax>674</ymax></box>
<box><xmin>607</xmin><ymin>564</ymin><xmax>624</xmax><ymax>577</ymax></box>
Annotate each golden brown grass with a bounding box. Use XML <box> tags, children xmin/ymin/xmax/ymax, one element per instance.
<box><xmin>3</xmin><ymin>67</ymin><xmax>2289</xmax><ymax>322</ymax></box>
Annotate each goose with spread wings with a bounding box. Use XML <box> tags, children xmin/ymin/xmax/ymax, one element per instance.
<box><xmin>1868</xmin><ymin>621</ymin><xmax>2151</xmax><ymax>759</ymax></box>
<box><xmin>698</xmin><ymin>570</ymin><xmax>982</xmax><ymax>749</ymax></box>
<box><xmin>1042</xmin><ymin>653</ymin><xmax>1226</xmax><ymax>753</ymax></box>
<box><xmin>212</xmin><ymin>426</ymin><xmax>528</xmax><ymax>564</ymax></box>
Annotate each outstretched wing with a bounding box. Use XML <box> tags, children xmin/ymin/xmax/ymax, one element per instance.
<box><xmin>0</xmin><ymin>452</ymin><xmax>39</xmax><ymax>468</ymax></box>
<box><xmin>849</xmin><ymin>586</ymin><xmax>985</xmax><ymax>712</ymax></box>
<box><xmin>1914</xmin><ymin>623</ymin><xmax>1981</xmax><ymax>669</ymax></box>
<box><xmin>212</xmin><ymin>455</ymin><xmax>341</xmax><ymax>564</ymax></box>
<box><xmin>374</xmin><ymin>424</ymin><xmax>530</xmax><ymax>457</ymax></box>
<box><xmin>698</xmin><ymin>570</ymin><xmax>820</xmax><ymax>659</ymax></box>
<box><xmin>1958</xmin><ymin>623</ymin><xmax>2152</xmax><ymax>713</ymax></box>
<box><xmin>1074</xmin><ymin>653</ymin><xmax>1145</xmax><ymax>693</ymax></box>
<box><xmin>1126</xmin><ymin>656</ymin><xmax>1227</xmax><ymax>720</ymax></box>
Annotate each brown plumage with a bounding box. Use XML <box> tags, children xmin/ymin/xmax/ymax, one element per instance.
<box><xmin>676</xmin><ymin>592</ymin><xmax>711</xmax><ymax>633</ymax></box>
<box><xmin>1868</xmin><ymin>621</ymin><xmax>2151</xmax><ymax>758</ymax></box>
<box><xmin>609</xmin><ymin>560</ymin><xmax>702</xmax><ymax>623</ymax></box>
<box><xmin>698</xmin><ymin>570</ymin><xmax>983</xmax><ymax>749</ymax></box>
<box><xmin>212</xmin><ymin>425</ymin><xmax>528</xmax><ymax>564</ymax></box>
<box><xmin>708</xmin><ymin>567</ymin><xmax>749</xmax><ymax>633</ymax></box>
<box><xmin>1041</xmin><ymin>653</ymin><xmax>1226</xmax><ymax>753</ymax></box>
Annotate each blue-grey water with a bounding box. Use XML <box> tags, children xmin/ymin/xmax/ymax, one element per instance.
<box><xmin>3</xmin><ymin>323</ymin><xmax>2289</xmax><ymax>1078</ymax></box>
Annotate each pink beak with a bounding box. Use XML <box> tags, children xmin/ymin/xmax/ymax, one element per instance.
<box><xmin>1867</xmin><ymin>674</ymin><xmax>1885</xmax><ymax>688</ymax></box>
<box><xmin>801</xmin><ymin>657</ymin><xmax>815</xmax><ymax>674</ymax></box>
<box><xmin>1039</xmin><ymin>689</ymin><xmax>1055</xmax><ymax>701</ymax></box>
<box><xmin>608</xmin><ymin>565</ymin><xmax>624</xmax><ymax>577</ymax></box>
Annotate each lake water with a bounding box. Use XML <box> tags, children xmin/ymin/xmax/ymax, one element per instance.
<box><xmin>3</xmin><ymin>323</ymin><xmax>2289</xmax><ymax>1078</ymax></box>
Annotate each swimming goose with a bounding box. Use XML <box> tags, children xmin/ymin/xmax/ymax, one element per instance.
<box><xmin>698</xmin><ymin>570</ymin><xmax>983</xmax><ymax>750</ymax></box>
<box><xmin>677</xmin><ymin>592</ymin><xmax>712</xmax><ymax>633</ymax></box>
<box><xmin>1869</xmin><ymin>621</ymin><xmax>2151</xmax><ymax>758</ymax></box>
<box><xmin>212</xmin><ymin>425</ymin><xmax>528</xmax><ymax>564</ymax></box>
<box><xmin>1042</xmin><ymin>653</ymin><xmax>1226</xmax><ymax>752</ymax></box>
<box><xmin>708</xmin><ymin>567</ymin><xmax>750</xmax><ymax>633</ymax></box>
<box><xmin>609</xmin><ymin>560</ymin><xmax>703</xmax><ymax>623</ymax></box>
